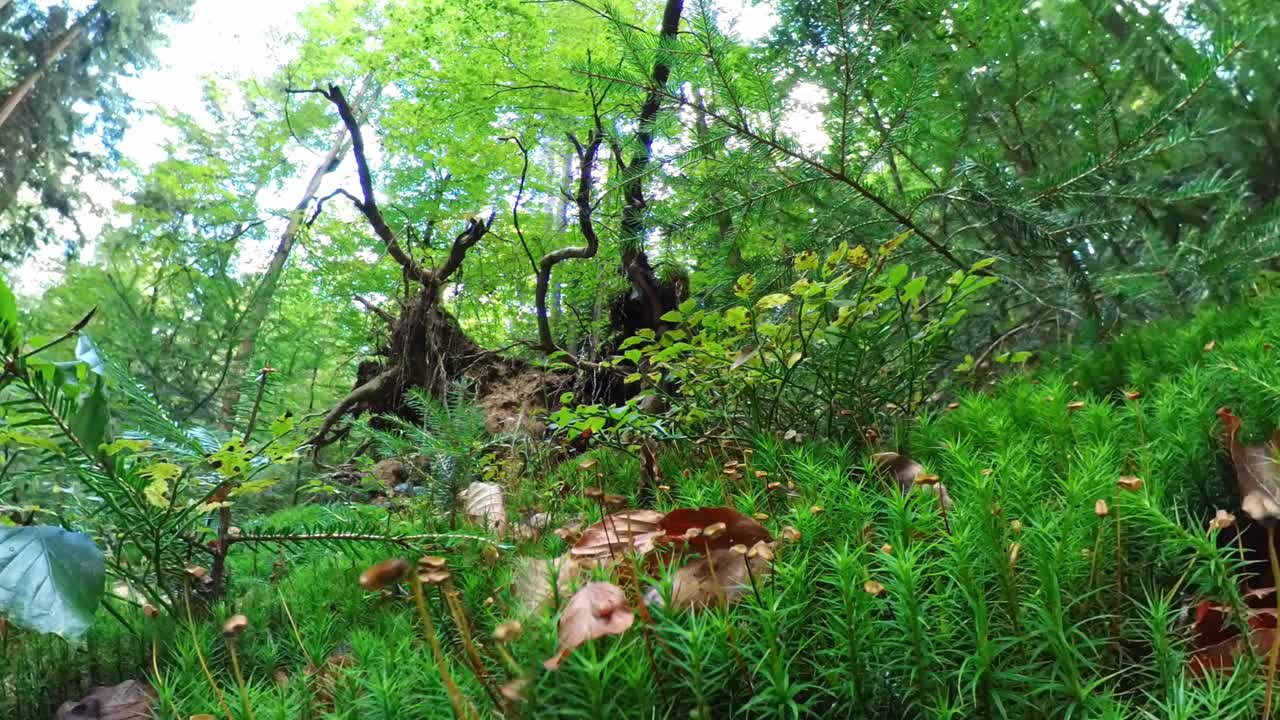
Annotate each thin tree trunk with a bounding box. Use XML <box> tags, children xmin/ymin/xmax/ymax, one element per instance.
<box><xmin>0</xmin><ymin>4</ymin><xmax>99</xmax><ymax>130</ymax></box>
<box><xmin>220</xmin><ymin>79</ymin><xmax>375</xmax><ymax>425</ymax></box>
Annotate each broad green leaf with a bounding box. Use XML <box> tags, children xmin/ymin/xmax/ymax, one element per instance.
<box><xmin>901</xmin><ymin>276</ymin><xmax>928</xmax><ymax>302</ymax></box>
<box><xmin>208</xmin><ymin>439</ymin><xmax>253</xmax><ymax>477</ymax></box>
<box><xmin>231</xmin><ymin>478</ymin><xmax>276</xmax><ymax>496</ymax></box>
<box><xmin>881</xmin><ymin>264</ymin><xmax>909</xmax><ymax>288</ymax></box>
<box><xmin>659</xmin><ymin>310</ymin><xmax>683</xmax><ymax>323</ymax></box>
<box><xmin>970</xmin><ymin>257</ymin><xmax>998</xmax><ymax>272</ymax></box>
<box><xmin>69</xmin><ymin>376</ymin><xmax>109</xmax><ymax>455</ymax></box>
<box><xmin>733</xmin><ymin>274</ymin><xmax>756</xmax><ymax>297</ymax></box>
<box><xmin>1</xmin><ymin>431</ymin><xmax>61</xmax><ymax>452</ymax></box>
<box><xmin>270</xmin><ymin>411</ymin><xmax>295</xmax><ymax>437</ymax></box>
<box><xmin>0</xmin><ymin>526</ymin><xmax>105</xmax><ymax>640</ymax></box>
<box><xmin>794</xmin><ymin>250</ymin><xmax>818</xmax><ymax>273</ymax></box>
<box><xmin>101</xmin><ymin>438</ymin><xmax>150</xmax><ymax>456</ymax></box>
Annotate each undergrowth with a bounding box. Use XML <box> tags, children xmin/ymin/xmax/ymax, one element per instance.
<box><xmin>10</xmin><ymin>294</ymin><xmax>1280</xmax><ymax>718</ymax></box>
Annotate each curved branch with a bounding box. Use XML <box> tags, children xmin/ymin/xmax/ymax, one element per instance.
<box><xmin>435</xmin><ymin>215</ymin><xmax>494</xmax><ymax>284</ymax></box>
<box><xmin>536</xmin><ymin>132</ymin><xmax>604</xmax><ymax>350</ymax></box>
<box><xmin>308</xmin><ymin>366</ymin><xmax>397</xmax><ymax>447</ymax></box>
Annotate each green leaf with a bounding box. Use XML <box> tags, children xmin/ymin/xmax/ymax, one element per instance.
<box><xmin>794</xmin><ymin>250</ymin><xmax>818</xmax><ymax>273</ymax></box>
<box><xmin>1</xmin><ymin>432</ymin><xmax>61</xmax><ymax>452</ymax></box>
<box><xmin>881</xmin><ymin>264</ymin><xmax>909</xmax><ymax>288</ymax></box>
<box><xmin>270</xmin><ymin>411</ymin><xmax>295</xmax><ymax>437</ymax></box>
<box><xmin>0</xmin><ymin>526</ymin><xmax>106</xmax><ymax>640</ymax></box>
<box><xmin>901</xmin><ymin>276</ymin><xmax>928</xmax><ymax>302</ymax></box>
<box><xmin>970</xmin><ymin>257</ymin><xmax>998</xmax><ymax>272</ymax></box>
<box><xmin>659</xmin><ymin>310</ymin><xmax>684</xmax><ymax>323</ymax></box>
<box><xmin>70</xmin><ymin>376</ymin><xmax>109</xmax><ymax>455</ymax></box>
<box><xmin>101</xmin><ymin>438</ymin><xmax>150</xmax><ymax>456</ymax></box>
<box><xmin>0</xmin><ymin>276</ymin><xmax>17</xmax><ymax>354</ymax></box>
<box><xmin>140</xmin><ymin>462</ymin><xmax>182</xmax><ymax>483</ymax></box>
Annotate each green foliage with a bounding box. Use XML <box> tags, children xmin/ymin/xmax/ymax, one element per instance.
<box><xmin>552</xmin><ymin>242</ymin><xmax>991</xmax><ymax>443</ymax></box>
<box><xmin>0</xmin><ymin>525</ymin><xmax>105</xmax><ymax>640</ymax></box>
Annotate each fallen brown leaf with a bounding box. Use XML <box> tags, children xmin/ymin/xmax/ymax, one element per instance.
<box><xmin>647</xmin><ymin>546</ymin><xmax>773</xmax><ymax>610</ymax></box>
<box><xmin>571</xmin><ymin>509</ymin><xmax>666</xmax><ymax>567</ymax></box>
<box><xmin>543</xmin><ymin>582</ymin><xmax>634</xmax><ymax>670</ymax></box>
<box><xmin>56</xmin><ymin>680</ymin><xmax>154</xmax><ymax>720</ymax></box>
<box><xmin>1218</xmin><ymin>407</ymin><xmax>1280</xmax><ymax>521</ymax></box>
<box><xmin>460</xmin><ymin>481</ymin><xmax>508</xmax><ymax>533</ymax></box>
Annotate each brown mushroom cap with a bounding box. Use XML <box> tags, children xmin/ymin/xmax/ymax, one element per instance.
<box><xmin>359</xmin><ymin>558</ymin><xmax>409</xmax><ymax>590</ymax></box>
<box><xmin>222</xmin><ymin>614</ymin><xmax>249</xmax><ymax>638</ymax></box>
<box><xmin>494</xmin><ymin>620</ymin><xmax>523</xmax><ymax>643</ymax></box>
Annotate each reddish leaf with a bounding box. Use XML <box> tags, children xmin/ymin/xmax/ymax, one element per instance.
<box><xmin>543</xmin><ymin>582</ymin><xmax>634</xmax><ymax>670</ymax></box>
<box><xmin>660</xmin><ymin>507</ymin><xmax>773</xmax><ymax>552</ymax></box>
<box><xmin>570</xmin><ymin>510</ymin><xmax>665</xmax><ymax>567</ymax></box>
<box><xmin>1188</xmin><ymin>590</ymin><xmax>1280</xmax><ymax>676</ymax></box>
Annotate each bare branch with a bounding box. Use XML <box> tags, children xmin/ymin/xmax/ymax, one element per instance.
<box><xmin>323</xmin><ymin>84</ymin><xmax>430</xmax><ymax>282</ymax></box>
<box><xmin>501</xmin><ymin>136</ymin><xmax>540</xmax><ymax>275</ymax></box>
<box><xmin>354</xmin><ymin>295</ymin><xmax>396</xmax><ymax>326</ymax></box>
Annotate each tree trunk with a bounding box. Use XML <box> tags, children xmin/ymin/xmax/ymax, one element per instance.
<box><xmin>219</xmin><ymin>80</ymin><xmax>375</xmax><ymax>425</ymax></box>
<box><xmin>617</xmin><ymin>0</ymin><xmax>686</xmax><ymax>333</ymax></box>
<box><xmin>0</xmin><ymin>4</ymin><xmax>99</xmax><ymax>130</ymax></box>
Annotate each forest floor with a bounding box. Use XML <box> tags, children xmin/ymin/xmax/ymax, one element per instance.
<box><xmin>9</xmin><ymin>293</ymin><xmax>1280</xmax><ymax>719</ymax></box>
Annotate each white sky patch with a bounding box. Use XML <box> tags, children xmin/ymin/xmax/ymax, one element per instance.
<box><xmin>780</xmin><ymin>81</ymin><xmax>831</xmax><ymax>155</ymax></box>
<box><xmin>714</xmin><ymin>0</ymin><xmax>778</xmax><ymax>43</ymax></box>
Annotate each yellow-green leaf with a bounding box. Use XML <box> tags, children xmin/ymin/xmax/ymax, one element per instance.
<box><xmin>794</xmin><ymin>250</ymin><xmax>819</xmax><ymax>273</ymax></box>
<box><xmin>140</xmin><ymin>462</ymin><xmax>181</xmax><ymax>483</ymax></box>
<box><xmin>143</xmin><ymin>479</ymin><xmax>169</xmax><ymax>509</ymax></box>
<box><xmin>269</xmin><ymin>412</ymin><xmax>295</xmax><ymax>437</ymax></box>
<box><xmin>755</xmin><ymin>293</ymin><xmax>792</xmax><ymax>311</ymax></box>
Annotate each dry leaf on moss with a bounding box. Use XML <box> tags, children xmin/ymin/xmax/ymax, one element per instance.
<box><xmin>647</xmin><ymin>546</ymin><xmax>772</xmax><ymax>610</ymax></box>
<box><xmin>511</xmin><ymin>554</ymin><xmax>583</xmax><ymax>615</ymax></box>
<box><xmin>1218</xmin><ymin>407</ymin><xmax>1280</xmax><ymax>522</ymax></box>
<box><xmin>55</xmin><ymin>680</ymin><xmax>154</xmax><ymax>720</ymax></box>
<box><xmin>570</xmin><ymin>509</ymin><xmax>665</xmax><ymax>566</ymax></box>
<box><xmin>460</xmin><ymin>481</ymin><xmax>507</xmax><ymax>533</ymax></box>
<box><xmin>872</xmin><ymin>451</ymin><xmax>952</xmax><ymax>509</ymax></box>
<box><xmin>543</xmin><ymin>582</ymin><xmax>634</xmax><ymax>670</ymax></box>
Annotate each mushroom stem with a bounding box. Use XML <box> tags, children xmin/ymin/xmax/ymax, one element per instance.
<box><xmin>182</xmin><ymin>582</ymin><xmax>234</xmax><ymax>720</ymax></box>
<box><xmin>226</xmin><ymin>639</ymin><xmax>257</xmax><ymax>720</ymax></box>
<box><xmin>1264</xmin><ymin>522</ymin><xmax>1280</xmax><ymax>720</ymax></box>
<box><xmin>412</xmin><ymin>572</ymin><xmax>476</xmax><ymax>719</ymax></box>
